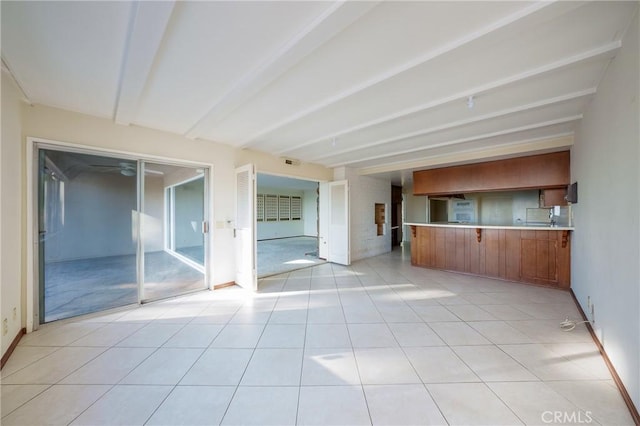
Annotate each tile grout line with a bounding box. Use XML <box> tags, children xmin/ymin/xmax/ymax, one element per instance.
<box><xmin>2</xmin><ymin>311</ymin><xmax>177</xmax><ymax>420</ymax></box>
<box><xmin>139</xmin><ymin>297</ymin><xmax>232</xmax><ymax>425</ymax></box>
<box><xmin>359</xmin><ymin>262</ymin><xmax>452</xmax><ymax>424</ymax></box>
<box><xmin>294</xmin><ymin>267</ymin><xmax>314</xmax><ymax>426</ymax></box>
<box><xmin>217</xmin><ymin>271</ymin><xmax>288</xmax><ymax>425</ymax></box>
<box><xmin>64</xmin><ymin>315</ymin><xmax>192</xmax><ymax>424</ymax></box>
<box><xmin>2</xmin><ymin>252</ymin><xmax>632</xmax><ymax>425</ymax></box>
<box><xmin>338</xmin><ymin>262</ymin><xmax>375</xmax><ymax>426</ymax></box>
<box><xmin>380</xmin><ymin>263</ymin><xmax>536</xmax><ymax>425</ymax></box>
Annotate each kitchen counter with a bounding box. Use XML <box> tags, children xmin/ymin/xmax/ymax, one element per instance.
<box><xmin>407</xmin><ymin>223</ymin><xmax>572</xmax><ymax>288</ymax></box>
<box><xmin>406</xmin><ymin>222</ymin><xmax>574</xmax><ymax>231</ymax></box>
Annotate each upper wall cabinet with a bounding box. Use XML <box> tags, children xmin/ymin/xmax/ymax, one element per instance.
<box><xmin>540</xmin><ymin>188</ymin><xmax>568</xmax><ymax>207</ymax></box>
<box><xmin>413</xmin><ymin>151</ymin><xmax>570</xmax><ymax>196</ymax></box>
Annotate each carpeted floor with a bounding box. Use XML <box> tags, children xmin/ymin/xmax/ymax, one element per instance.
<box><xmin>42</xmin><ymin>237</ymin><xmax>321</xmax><ymax>322</ymax></box>
<box><xmin>257</xmin><ymin>236</ymin><xmax>325</xmax><ymax>277</ymax></box>
<box><xmin>43</xmin><ymin>251</ymin><xmax>204</xmax><ymax>322</ymax></box>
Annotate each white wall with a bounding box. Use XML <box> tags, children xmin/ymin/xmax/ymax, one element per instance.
<box><xmin>571</xmin><ymin>12</ymin><xmax>639</xmax><ymax>410</ymax></box>
<box><xmin>403</xmin><ymin>185</ymin><xmax>428</xmax><ymax>223</ymax></box>
<box><xmin>173</xmin><ymin>177</ymin><xmax>204</xmax><ymax>250</ymax></box>
<box><xmin>303</xmin><ymin>188</ymin><xmax>318</xmax><ymax>237</ymax></box>
<box><xmin>256</xmin><ymin>186</ymin><xmax>304</xmax><ymax>240</ymax></box>
<box><xmin>464</xmin><ymin>190</ymin><xmax>539</xmax><ymax>225</ymax></box>
<box><xmin>1</xmin><ymin>71</ymin><xmax>24</xmax><ymax>356</ymax></box>
<box><xmin>335</xmin><ymin>168</ymin><xmax>391</xmax><ymax>262</ymax></box>
<box><xmin>402</xmin><ymin>185</ymin><xmax>427</xmax><ymax>243</ymax></box>
<box><xmin>143</xmin><ymin>175</ymin><xmax>166</xmax><ymax>253</ymax></box>
<box><xmin>44</xmin><ymin>172</ymin><xmax>138</xmax><ymax>261</ymax></box>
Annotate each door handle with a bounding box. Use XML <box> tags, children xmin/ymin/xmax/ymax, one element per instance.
<box><xmin>202</xmin><ymin>221</ymin><xmax>209</xmax><ymax>234</ymax></box>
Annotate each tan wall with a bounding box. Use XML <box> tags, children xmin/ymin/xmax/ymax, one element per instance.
<box><xmin>22</xmin><ymin>104</ymin><xmax>238</xmax><ymax>289</ymax></box>
<box><xmin>1</xmin><ymin>72</ymin><xmax>25</xmax><ymax>356</ymax></box>
<box><xmin>237</xmin><ymin>148</ymin><xmax>332</xmax><ymax>182</ymax></box>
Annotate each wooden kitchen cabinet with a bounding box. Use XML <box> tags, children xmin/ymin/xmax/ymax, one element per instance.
<box><xmin>410</xmin><ymin>225</ymin><xmax>571</xmax><ymax>288</ymax></box>
<box><xmin>521</xmin><ymin>231</ymin><xmax>557</xmax><ymax>285</ymax></box>
<box><xmin>413</xmin><ymin>151</ymin><xmax>570</xmax><ymax>195</ymax></box>
<box><xmin>540</xmin><ymin>188</ymin><xmax>568</xmax><ymax>207</ymax></box>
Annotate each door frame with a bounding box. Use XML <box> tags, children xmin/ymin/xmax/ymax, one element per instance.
<box><xmin>254</xmin><ymin>171</ymin><xmax>324</xmax><ymax>277</ymax></box>
<box><xmin>234</xmin><ymin>164</ymin><xmax>257</xmax><ymax>291</ymax></box>
<box><xmin>26</xmin><ymin>137</ymin><xmax>214</xmax><ymax>331</ymax></box>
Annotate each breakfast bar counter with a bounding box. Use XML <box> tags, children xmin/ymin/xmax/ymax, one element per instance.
<box><xmin>406</xmin><ymin>222</ymin><xmax>573</xmax><ymax>288</ymax></box>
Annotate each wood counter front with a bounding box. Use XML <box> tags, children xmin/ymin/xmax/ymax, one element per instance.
<box><xmin>409</xmin><ymin>225</ymin><xmax>571</xmax><ymax>288</ymax></box>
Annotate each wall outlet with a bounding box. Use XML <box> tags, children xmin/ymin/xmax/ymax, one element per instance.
<box><xmin>587</xmin><ymin>296</ymin><xmax>591</xmax><ymax>308</ymax></box>
<box><xmin>13</xmin><ymin>307</ymin><xmax>17</xmax><ymax>320</ymax></box>
<box><xmin>2</xmin><ymin>318</ymin><xmax>7</xmax><ymax>336</ymax></box>
<box><xmin>591</xmin><ymin>304</ymin><xmax>595</xmax><ymax>323</ymax></box>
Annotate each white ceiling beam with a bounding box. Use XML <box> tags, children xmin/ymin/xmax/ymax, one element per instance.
<box><xmin>184</xmin><ymin>1</ymin><xmax>380</xmax><ymax>140</ymax></box>
<box><xmin>1</xmin><ymin>56</ymin><xmax>32</xmax><ymax>104</ymax></box>
<box><xmin>307</xmin><ymin>88</ymin><xmax>596</xmax><ymax>162</ymax></box>
<box><xmin>326</xmin><ymin>115</ymin><xmax>582</xmax><ymax>168</ymax></box>
<box><xmin>280</xmin><ymin>40</ymin><xmax>619</xmax><ymax>156</ymax></box>
<box><xmin>358</xmin><ymin>135</ymin><xmax>575</xmax><ymax>176</ymax></box>
<box><xmin>240</xmin><ymin>1</ymin><xmax>559</xmax><ymax>147</ymax></box>
<box><xmin>114</xmin><ymin>1</ymin><xmax>175</xmax><ymax>125</ymax></box>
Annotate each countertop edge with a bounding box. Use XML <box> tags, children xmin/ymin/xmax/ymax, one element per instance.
<box><xmin>405</xmin><ymin>222</ymin><xmax>574</xmax><ymax>231</ymax></box>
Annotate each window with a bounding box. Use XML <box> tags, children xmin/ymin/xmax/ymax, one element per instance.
<box><xmin>258</xmin><ymin>193</ymin><xmax>303</xmax><ymax>222</ymax></box>
<box><xmin>256</xmin><ymin>194</ymin><xmax>264</xmax><ymax>222</ymax></box>
<box><xmin>265</xmin><ymin>194</ymin><xmax>278</xmax><ymax>221</ymax></box>
<box><xmin>279</xmin><ymin>195</ymin><xmax>290</xmax><ymax>220</ymax></box>
<box><xmin>291</xmin><ymin>196</ymin><xmax>302</xmax><ymax>220</ymax></box>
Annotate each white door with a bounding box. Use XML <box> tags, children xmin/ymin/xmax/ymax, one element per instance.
<box><xmin>318</xmin><ymin>182</ymin><xmax>329</xmax><ymax>260</ymax></box>
<box><xmin>235</xmin><ymin>164</ymin><xmax>257</xmax><ymax>291</ymax></box>
<box><xmin>328</xmin><ymin>180</ymin><xmax>350</xmax><ymax>265</ymax></box>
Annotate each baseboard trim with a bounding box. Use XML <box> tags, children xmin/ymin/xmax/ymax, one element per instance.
<box><xmin>1</xmin><ymin>327</ymin><xmax>26</xmax><ymax>370</ymax></box>
<box><xmin>569</xmin><ymin>290</ymin><xmax>640</xmax><ymax>424</ymax></box>
<box><xmin>214</xmin><ymin>281</ymin><xmax>236</xmax><ymax>290</ymax></box>
<box><xmin>257</xmin><ymin>235</ymin><xmax>317</xmax><ymax>242</ymax></box>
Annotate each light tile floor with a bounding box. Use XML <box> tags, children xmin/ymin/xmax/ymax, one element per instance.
<box><xmin>1</xmin><ymin>248</ymin><xmax>634</xmax><ymax>425</ymax></box>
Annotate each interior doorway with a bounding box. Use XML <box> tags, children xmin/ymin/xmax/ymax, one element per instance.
<box><xmin>37</xmin><ymin>147</ymin><xmax>209</xmax><ymax>323</ymax></box>
<box><xmin>256</xmin><ymin>174</ymin><xmax>324</xmax><ymax>277</ymax></box>
<box><xmin>391</xmin><ymin>185</ymin><xmax>403</xmax><ymax>247</ymax></box>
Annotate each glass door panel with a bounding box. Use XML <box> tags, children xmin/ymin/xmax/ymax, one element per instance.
<box><xmin>38</xmin><ymin>149</ymin><xmax>138</xmax><ymax>322</ymax></box>
<box><xmin>174</xmin><ymin>177</ymin><xmax>205</xmax><ymax>264</ymax></box>
<box><xmin>141</xmin><ymin>162</ymin><xmax>206</xmax><ymax>301</ymax></box>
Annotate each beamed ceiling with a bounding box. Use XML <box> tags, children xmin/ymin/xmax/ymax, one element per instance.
<box><xmin>2</xmin><ymin>1</ymin><xmax>637</xmax><ymax>184</ymax></box>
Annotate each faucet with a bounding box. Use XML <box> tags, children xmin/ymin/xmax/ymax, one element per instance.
<box><xmin>549</xmin><ymin>208</ymin><xmax>556</xmax><ymax>226</ymax></box>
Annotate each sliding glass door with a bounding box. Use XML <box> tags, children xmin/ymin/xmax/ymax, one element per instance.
<box><xmin>38</xmin><ymin>150</ymin><xmax>139</xmax><ymax>322</ymax></box>
<box><xmin>37</xmin><ymin>147</ymin><xmax>209</xmax><ymax>323</ymax></box>
<box><xmin>141</xmin><ymin>162</ymin><xmax>207</xmax><ymax>301</ymax></box>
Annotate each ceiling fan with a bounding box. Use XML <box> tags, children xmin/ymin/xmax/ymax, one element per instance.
<box><xmin>89</xmin><ymin>162</ymin><xmax>164</xmax><ymax>176</ymax></box>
